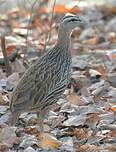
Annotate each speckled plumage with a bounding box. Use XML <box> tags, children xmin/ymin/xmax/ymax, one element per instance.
<box><xmin>10</xmin><ymin>14</ymin><xmax>84</xmax><ymax>129</ymax></box>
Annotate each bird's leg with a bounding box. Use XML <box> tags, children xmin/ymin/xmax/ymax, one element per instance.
<box><xmin>37</xmin><ymin>111</ymin><xmax>44</xmax><ymax>132</ymax></box>
<box><xmin>37</xmin><ymin>108</ymin><xmax>50</xmax><ymax>132</ymax></box>
<box><xmin>10</xmin><ymin>111</ymin><xmax>20</xmax><ymax>126</ymax></box>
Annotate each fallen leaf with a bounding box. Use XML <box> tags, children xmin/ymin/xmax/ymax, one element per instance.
<box><xmin>37</xmin><ymin>133</ymin><xmax>62</xmax><ymax>149</ymax></box>
<box><xmin>73</xmin><ymin>128</ymin><xmax>88</xmax><ymax>140</ymax></box>
<box><xmin>54</xmin><ymin>5</ymin><xmax>80</xmax><ymax>14</ymax></box>
<box><xmin>108</xmin><ymin>145</ymin><xmax>116</xmax><ymax>152</ymax></box>
<box><xmin>54</xmin><ymin>5</ymin><xmax>69</xmax><ymax>13</ymax></box>
<box><xmin>111</xmin><ymin>106</ymin><xmax>116</xmax><ymax>112</ymax></box>
<box><xmin>7</xmin><ymin>72</ymin><xmax>19</xmax><ymax>85</ymax></box>
<box><xmin>76</xmin><ymin>144</ymin><xmax>100</xmax><ymax>152</ymax></box>
<box><xmin>67</xmin><ymin>92</ymin><xmax>87</xmax><ymax>106</ymax></box>
<box><xmin>96</xmin><ymin>66</ymin><xmax>107</xmax><ymax>79</ymax></box>
<box><xmin>69</xmin><ymin>6</ymin><xmax>80</xmax><ymax>14</ymax></box>
<box><xmin>100</xmin><ymin>113</ymin><xmax>115</xmax><ymax>124</ymax></box>
<box><xmin>23</xmin><ymin>146</ymin><xmax>36</xmax><ymax>152</ymax></box>
<box><xmin>19</xmin><ymin>134</ymin><xmax>38</xmax><ymax>149</ymax></box>
<box><xmin>83</xmin><ymin>37</ymin><xmax>99</xmax><ymax>45</ymax></box>
<box><xmin>89</xmin><ymin>69</ymin><xmax>102</xmax><ymax>77</ymax></box>
<box><xmin>61</xmin><ymin>137</ymin><xmax>74</xmax><ymax>152</ymax></box>
<box><xmin>85</xmin><ymin>113</ymin><xmax>100</xmax><ymax>130</ymax></box>
<box><xmin>6</xmin><ymin>45</ymin><xmax>16</xmax><ymax>55</ymax></box>
<box><xmin>0</xmin><ymin>127</ymin><xmax>19</xmax><ymax>148</ymax></box>
<box><xmin>63</xmin><ymin>115</ymin><xmax>86</xmax><ymax>127</ymax></box>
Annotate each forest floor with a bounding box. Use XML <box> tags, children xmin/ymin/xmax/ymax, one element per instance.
<box><xmin>0</xmin><ymin>0</ymin><xmax>116</xmax><ymax>151</ymax></box>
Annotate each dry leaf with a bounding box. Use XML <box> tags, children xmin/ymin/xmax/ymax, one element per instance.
<box><xmin>69</xmin><ymin>6</ymin><xmax>80</xmax><ymax>14</ymax></box>
<box><xmin>83</xmin><ymin>37</ymin><xmax>99</xmax><ymax>45</ymax></box>
<box><xmin>24</xmin><ymin>127</ymin><xmax>38</xmax><ymax>135</ymax></box>
<box><xmin>111</xmin><ymin>106</ymin><xmax>116</xmax><ymax>112</ymax></box>
<box><xmin>76</xmin><ymin>144</ymin><xmax>100</xmax><ymax>152</ymax></box>
<box><xmin>100</xmin><ymin>113</ymin><xmax>115</xmax><ymax>124</ymax></box>
<box><xmin>67</xmin><ymin>92</ymin><xmax>87</xmax><ymax>106</ymax></box>
<box><xmin>63</xmin><ymin>115</ymin><xmax>86</xmax><ymax>127</ymax></box>
<box><xmin>85</xmin><ymin>113</ymin><xmax>100</xmax><ymax>130</ymax></box>
<box><xmin>87</xmin><ymin>135</ymin><xmax>104</xmax><ymax>145</ymax></box>
<box><xmin>109</xmin><ymin>130</ymin><xmax>116</xmax><ymax>137</ymax></box>
<box><xmin>54</xmin><ymin>5</ymin><xmax>69</xmax><ymax>13</ymax></box>
<box><xmin>96</xmin><ymin>66</ymin><xmax>107</xmax><ymax>79</ymax></box>
<box><xmin>89</xmin><ymin>69</ymin><xmax>102</xmax><ymax>77</ymax></box>
<box><xmin>6</xmin><ymin>45</ymin><xmax>16</xmax><ymax>55</ymax></box>
<box><xmin>37</xmin><ymin>133</ymin><xmax>62</xmax><ymax>149</ymax></box>
<box><xmin>0</xmin><ymin>127</ymin><xmax>19</xmax><ymax>148</ymax></box>
<box><xmin>54</xmin><ymin>5</ymin><xmax>80</xmax><ymax>14</ymax></box>
<box><xmin>108</xmin><ymin>145</ymin><xmax>116</xmax><ymax>152</ymax></box>
<box><xmin>61</xmin><ymin>137</ymin><xmax>74</xmax><ymax>152</ymax></box>
<box><xmin>23</xmin><ymin>146</ymin><xmax>36</xmax><ymax>152</ymax></box>
<box><xmin>73</xmin><ymin>128</ymin><xmax>88</xmax><ymax>140</ymax></box>
<box><xmin>7</xmin><ymin>72</ymin><xmax>19</xmax><ymax>85</ymax></box>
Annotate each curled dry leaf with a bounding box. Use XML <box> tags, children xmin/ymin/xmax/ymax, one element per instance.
<box><xmin>91</xmin><ymin>85</ymin><xmax>106</xmax><ymax>96</ymax></box>
<box><xmin>100</xmin><ymin>124</ymin><xmax>116</xmax><ymax>131</ymax></box>
<box><xmin>0</xmin><ymin>127</ymin><xmax>19</xmax><ymax>148</ymax></box>
<box><xmin>81</xmin><ymin>87</ymin><xmax>91</xmax><ymax>97</ymax></box>
<box><xmin>108</xmin><ymin>130</ymin><xmax>116</xmax><ymax>138</ymax></box>
<box><xmin>76</xmin><ymin>144</ymin><xmax>100</xmax><ymax>152</ymax></box>
<box><xmin>87</xmin><ymin>135</ymin><xmax>104</xmax><ymax>145</ymax></box>
<box><xmin>85</xmin><ymin>113</ymin><xmax>100</xmax><ymax>130</ymax></box>
<box><xmin>61</xmin><ymin>137</ymin><xmax>74</xmax><ymax>152</ymax></box>
<box><xmin>107</xmin><ymin>87</ymin><xmax>116</xmax><ymax>98</ymax></box>
<box><xmin>73</xmin><ymin>128</ymin><xmax>88</xmax><ymax>140</ymax></box>
<box><xmin>53</xmin><ymin>5</ymin><xmax>80</xmax><ymax>14</ymax></box>
<box><xmin>7</xmin><ymin>72</ymin><xmax>19</xmax><ymax>85</ymax></box>
<box><xmin>78</xmin><ymin>105</ymin><xmax>99</xmax><ymax>115</ymax></box>
<box><xmin>23</xmin><ymin>146</ymin><xmax>36</xmax><ymax>152</ymax></box>
<box><xmin>6</xmin><ymin>45</ymin><xmax>16</xmax><ymax>55</ymax></box>
<box><xmin>82</xmin><ymin>37</ymin><xmax>99</xmax><ymax>45</ymax></box>
<box><xmin>37</xmin><ymin>133</ymin><xmax>62</xmax><ymax>149</ymax></box>
<box><xmin>107</xmin><ymin>145</ymin><xmax>116</xmax><ymax>152</ymax></box>
<box><xmin>67</xmin><ymin>92</ymin><xmax>88</xmax><ymax>106</ymax></box>
<box><xmin>100</xmin><ymin>112</ymin><xmax>115</xmax><ymax>124</ymax></box>
<box><xmin>89</xmin><ymin>69</ymin><xmax>102</xmax><ymax>77</ymax></box>
<box><xmin>111</xmin><ymin>106</ymin><xmax>116</xmax><ymax>112</ymax></box>
<box><xmin>63</xmin><ymin>115</ymin><xmax>86</xmax><ymax>127</ymax></box>
<box><xmin>19</xmin><ymin>134</ymin><xmax>38</xmax><ymax>149</ymax></box>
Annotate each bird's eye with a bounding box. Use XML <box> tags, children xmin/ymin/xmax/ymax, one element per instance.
<box><xmin>69</xmin><ymin>18</ymin><xmax>81</xmax><ymax>22</ymax></box>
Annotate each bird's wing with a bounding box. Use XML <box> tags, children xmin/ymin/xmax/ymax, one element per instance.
<box><xmin>10</xmin><ymin>57</ymin><xmax>51</xmax><ymax>111</ymax></box>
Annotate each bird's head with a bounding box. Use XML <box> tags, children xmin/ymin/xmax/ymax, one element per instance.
<box><xmin>60</xmin><ymin>13</ymin><xmax>85</xmax><ymax>33</ymax></box>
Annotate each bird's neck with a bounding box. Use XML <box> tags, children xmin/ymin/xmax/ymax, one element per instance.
<box><xmin>57</xmin><ymin>27</ymin><xmax>71</xmax><ymax>51</ymax></box>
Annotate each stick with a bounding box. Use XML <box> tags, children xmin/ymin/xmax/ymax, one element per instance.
<box><xmin>44</xmin><ymin>0</ymin><xmax>57</xmax><ymax>51</ymax></box>
<box><xmin>1</xmin><ymin>36</ymin><xmax>12</xmax><ymax>76</ymax></box>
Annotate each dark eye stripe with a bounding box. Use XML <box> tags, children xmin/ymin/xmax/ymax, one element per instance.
<box><xmin>68</xmin><ymin>18</ymin><xmax>81</xmax><ymax>22</ymax></box>
<box><xmin>63</xmin><ymin>15</ymin><xmax>81</xmax><ymax>22</ymax></box>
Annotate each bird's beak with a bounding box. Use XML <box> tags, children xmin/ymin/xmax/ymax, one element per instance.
<box><xmin>77</xmin><ymin>16</ymin><xmax>88</xmax><ymax>29</ymax></box>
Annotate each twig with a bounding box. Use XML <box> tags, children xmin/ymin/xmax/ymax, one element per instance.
<box><xmin>1</xmin><ymin>36</ymin><xmax>12</xmax><ymax>76</ymax></box>
<box><xmin>25</xmin><ymin>0</ymin><xmax>39</xmax><ymax>45</ymax></box>
<box><xmin>44</xmin><ymin>0</ymin><xmax>57</xmax><ymax>51</ymax></box>
<box><xmin>23</xmin><ymin>0</ymin><xmax>40</xmax><ymax>62</ymax></box>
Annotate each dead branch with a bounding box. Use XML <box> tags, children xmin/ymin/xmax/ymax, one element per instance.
<box><xmin>44</xmin><ymin>0</ymin><xmax>57</xmax><ymax>51</ymax></box>
<box><xmin>1</xmin><ymin>36</ymin><xmax>12</xmax><ymax>76</ymax></box>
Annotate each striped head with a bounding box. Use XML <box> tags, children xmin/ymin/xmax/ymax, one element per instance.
<box><xmin>60</xmin><ymin>13</ymin><xmax>84</xmax><ymax>32</ymax></box>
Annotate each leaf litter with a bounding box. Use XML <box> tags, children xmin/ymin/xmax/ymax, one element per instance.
<box><xmin>0</xmin><ymin>0</ymin><xmax>116</xmax><ymax>151</ymax></box>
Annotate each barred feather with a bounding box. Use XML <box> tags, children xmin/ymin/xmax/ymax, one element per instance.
<box><xmin>10</xmin><ymin>13</ymin><xmax>83</xmax><ymax>125</ymax></box>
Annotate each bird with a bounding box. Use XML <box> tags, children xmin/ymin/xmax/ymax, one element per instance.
<box><xmin>10</xmin><ymin>13</ymin><xmax>84</xmax><ymax>131</ymax></box>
